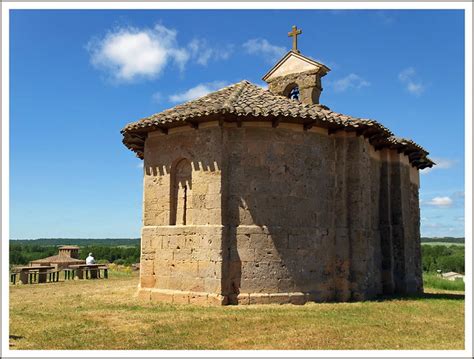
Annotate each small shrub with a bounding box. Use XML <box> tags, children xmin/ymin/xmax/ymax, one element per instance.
<box><xmin>108</xmin><ymin>263</ymin><xmax>118</xmax><ymax>271</ymax></box>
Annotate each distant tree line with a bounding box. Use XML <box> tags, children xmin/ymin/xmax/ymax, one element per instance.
<box><xmin>10</xmin><ymin>241</ymin><xmax>140</xmax><ymax>266</ymax></box>
<box><xmin>78</xmin><ymin>245</ymin><xmax>140</xmax><ymax>265</ymax></box>
<box><xmin>421</xmin><ymin>244</ymin><xmax>464</xmax><ymax>274</ymax></box>
<box><xmin>10</xmin><ymin>238</ymin><xmax>465</xmax><ymax>273</ymax></box>
<box><xmin>10</xmin><ymin>244</ymin><xmax>57</xmax><ymax>266</ymax></box>
<box><xmin>421</xmin><ymin>237</ymin><xmax>464</xmax><ymax>244</ymax></box>
<box><xmin>11</xmin><ymin>238</ymin><xmax>140</xmax><ymax>246</ymax></box>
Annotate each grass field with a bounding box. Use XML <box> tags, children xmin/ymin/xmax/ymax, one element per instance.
<box><xmin>423</xmin><ymin>273</ymin><xmax>465</xmax><ymax>291</ymax></box>
<box><xmin>9</xmin><ymin>271</ymin><xmax>465</xmax><ymax>350</ymax></box>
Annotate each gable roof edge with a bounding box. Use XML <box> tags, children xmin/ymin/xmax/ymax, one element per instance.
<box><xmin>262</xmin><ymin>50</ymin><xmax>331</xmax><ymax>82</ymax></box>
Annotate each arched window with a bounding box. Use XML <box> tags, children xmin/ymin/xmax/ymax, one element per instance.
<box><xmin>288</xmin><ymin>86</ymin><xmax>300</xmax><ymax>101</ymax></box>
<box><xmin>170</xmin><ymin>159</ymin><xmax>192</xmax><ymax>225</ymax></box>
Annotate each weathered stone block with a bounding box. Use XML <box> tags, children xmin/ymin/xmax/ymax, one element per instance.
<box><xmin>208</xmin><ymin>293</ymin><xmax>227</xmax><ymax>306</ymax></box>
<box><xmin>137</xmin><ymin>289</ymin><xmax>151</xmax><ymax>301</ymax></box>
<box><xmin>269</xmin><ymin>293</ymin><xmax>291</xmax><ymax>304</ymax></box>
<box><xmin>189</xmin><ymin>293</ymin><xmax>209</xmax><ymax>305</ymax></box>
<box><xmin>204</xmin><ymin>278</ymin><xmax>221</xmax><ymax>293</ymax></box>
<box><xmin>208</xmin><ymin>249</ymin><xmax>224</xmax><ymax>262</ymax></box>
<box><xmin>238</xmin><ymin>247</ymin><xmax>258</xmax><ymax>262</ymax></box>
<box><xmin>236</xmin><ymin>234</ymin><xmax>251</xmax><ymax>248</ymax></box>
<box><xmin>155</xmin><ymin>249</ymin><xmax>174</xmax><ymax>260</ymax></box>
<box><xmin>173</xmin><ymin>248</ymin><xmax>193</xmax><ymax>261</ymax></box>
<box><xmin>249</xmin><ymin>293</ymin><xmax>271</xmax><ymax>305</ymax></box>
<box><xmin>237</xmin><ymin>293</ymin><xmax>250</xmax><ymax>305</ymax></box>
<box><xmin>181</xmin><ymin>277</ymin><xmax>205</xmax><ymax>292</ymax></box>
<box><xmin>198</xmin><ymin>261</ymin><xmax>222</xmax><ymax>279</ymax></box>
<box><xmin>249</xmin><ymin>233</ymin><xmax>270</xmax><ymax>249</ymax></box>
<box><xmin>289</xmin><ymin>292</ymin><xmax>306</xmax><ymax>305</ymax></box>
<box><xmin>173</xmin><ymin>292</ymin><xmax>190</xmax><ymax>304</ymax></box>
<box><xmin>140</xmin><ymin>258</ymin><xmax>154</xmax><ymax>277</ymax></box>
<box><xmin>154</xmin><ymin>275</ymin><xmax>170</xmax><ymax>289</ymax></box>
<box><xmin>150</xmin><ymin>290</ymin><xmax>173</xmax><ymax>303</ymax></box>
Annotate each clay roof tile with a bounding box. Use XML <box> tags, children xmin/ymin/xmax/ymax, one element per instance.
<box><xmin>121</xmin><ymin>80</ymin><xmax>433</xmax><ymax>169</ymax></box>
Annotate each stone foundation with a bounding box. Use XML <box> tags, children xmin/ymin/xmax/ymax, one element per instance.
<box><xmin>138</xmin><ymin>288</ymin><xmax>349</xmax><ymax>306</ymax></box>
<box><xmin>140</xmin><ymin>225</ymin><xmax>224</xmax><ymax>295</ymax></box>
<box><xmin>138</xmin><ymin>287</ymin><xmax>227</xmax><ymax>306</ymax></box>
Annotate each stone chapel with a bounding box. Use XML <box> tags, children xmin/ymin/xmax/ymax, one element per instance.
<box><xmin>121</xmin><ymin>26</ymin><xmax>434</xmax><ymax>305</ymax></box>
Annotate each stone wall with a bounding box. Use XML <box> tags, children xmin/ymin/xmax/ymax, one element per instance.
<box><xmin>138</xmin><ymin>121</ymin><xmax>422</xmax><ymax>305</ymax></box>
<box><xmin>267</xmin><ymin>69</ymin><xmax>324</xmax><ymax>105</ymax></box>
<box><xmin>378</xmin><ymin>149</ymin><xmax>423</xmax><ymax>295</ymax></box>
<box><xmin>221</xmin><ymin>123</ymin><xmax>337</xmax><ymax>304</ymax></box>
<box><xmin>330</xmin><ymin>133</ymin><xmax>384</xmax><ymax>301</ymax></box>
<box><xmin>142</xmin><ymin>125</ymin><xmax>223</xmax><ymax>227</ymax></box>
<box><xmin>139</xmin><ymin>125</ymin><xmax>226</xmax><ymax>305</ymax></box>
<box><xmin>139</xmin><ymin>225</ymin><xmax>225</xmax><ymax>305</ymax></box>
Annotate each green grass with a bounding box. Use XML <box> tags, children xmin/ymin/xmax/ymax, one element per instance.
<box><xmin>423</xmin><ymin>273</ymin><xmax>465</xmax><ymax>291</ymax></box>
<box><xmin>9</xmin><ymin>272</ymin><xmax>465</xmax><ymax>350</ymax></box>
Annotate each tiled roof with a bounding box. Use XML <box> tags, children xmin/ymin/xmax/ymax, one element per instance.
<box><xmin>31</xmin><ymin>255</ymin><xmax>85</xmax><ymax>264</ymax></box>
<box><xmin>121</xmin><ymin>80</ymin><xmax>434</xmax><ymax>169</ymax></box>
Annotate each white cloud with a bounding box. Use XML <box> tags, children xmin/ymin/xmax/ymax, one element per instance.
<box><xmin>426</xmin><ymin>196</ymin><xmax>453</xmax><ymax>208</ymax></box>
<box><xmin>243</xmin><ymin>38</ymin><xmax>286</xmax><ymax>63</ymax></box>
<box><xmin>151</xmin><ymin>92</ymin><xmax>162</xmax><ymax>103</ymax></box>
<box><xmin>88</xmin><ymin>24</ymin><xmax>189</xmax><ymax>82</ymax></box>
<box><xmin>169</xmin><ymin>81</ymin><xmax>228</xmax><ymax>103</ymax></box>
<box><xmin>424</xmin><ymin>222</ymin><xmax>441</xmax><ymax>229</ymax></box>
<box><xmin>421</xmin><ymin>219</ymin><xmax>463</xmax><ymax>237</ymax></box>
<box><xmin>420</xmin><ymin>157</ymin><xmax>458</xmax><ymax>175</ymax></box>
<box><xmin>331</xmin><ymin>73</ymin><xmax>370</xmax><ymax>93</ymax></box>
<box><xmin>88</xmin><ymin>24</ymin><xmax>232</xmax><ymax>82</ymax></box>
<box><xmin>398</xmin><ymin>67</ymin><xmax>425</xmax><ymax>95</ymax></box>
<box><xmin>406</xmin><ymin>82</ymin><xmax>424</xmax><ymax>95</ymax></box>
<box><xmin>398</xmin><ymin>67</ymin><xmax>415</xmax><ymax>82</ymax></box>
<box><xmin>188</xmin><ymin>38</ymin><xmax>233</xmax><ymax>66</ymax></box>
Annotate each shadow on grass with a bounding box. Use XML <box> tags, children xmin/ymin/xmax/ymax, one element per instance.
<box><xmin>9</xmin><ymin>335</ymin><xmax>24</xmax><ymax>346</ymax></box>
<box><xmin>373</xmin><ymin>292</ymin><xmax>465</xmax><ymax>302</ymax></box>
<box><xmin>9</xmin><ymin>335</ymin><xmax>24</xmax><ymax>340</ymax></box>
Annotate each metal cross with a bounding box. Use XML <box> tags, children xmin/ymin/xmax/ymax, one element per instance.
<box><xmin>288</xmin><ymin>25</ymin><xmax>302</xmax><ymax>53</ymax></box>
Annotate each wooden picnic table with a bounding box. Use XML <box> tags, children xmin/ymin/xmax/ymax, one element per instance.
<box><xmin>14</xmin><ymin>265</ymin><xmax>55</xmax><ymax>284</ymax></box>
<box><xmin>69</xmin><ymin>264</ymin><xmax>108</xmax><ymax>279</ymax></box>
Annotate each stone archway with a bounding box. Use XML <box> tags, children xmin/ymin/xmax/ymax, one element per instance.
<box><xmin>282</xmin><ymin>82</ymin><xmax>300</xmax><ymax>100</ymax></box>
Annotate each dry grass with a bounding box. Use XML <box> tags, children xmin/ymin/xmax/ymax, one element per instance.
<box><xmin>9</xmin><ymin>272</ymin><xmax>465</xmax><ymax>350</ymax></box>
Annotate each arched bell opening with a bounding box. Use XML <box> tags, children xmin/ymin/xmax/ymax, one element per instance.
<box><xmin>283</xmin><ymin>83</ymin><xmax>301</xmax><ymax>101</ymax></box>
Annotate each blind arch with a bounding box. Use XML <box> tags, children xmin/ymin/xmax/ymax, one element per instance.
<box><xmin>170</xmin><ymin>158</ymin><xmax>192</xmax><ymax>225</ymax></box>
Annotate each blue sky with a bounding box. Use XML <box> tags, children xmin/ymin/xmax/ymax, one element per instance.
<box><xmin>9</xmin><ymin>9</ymin><xmax>465</xmax><ymax>239</ymax></box>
